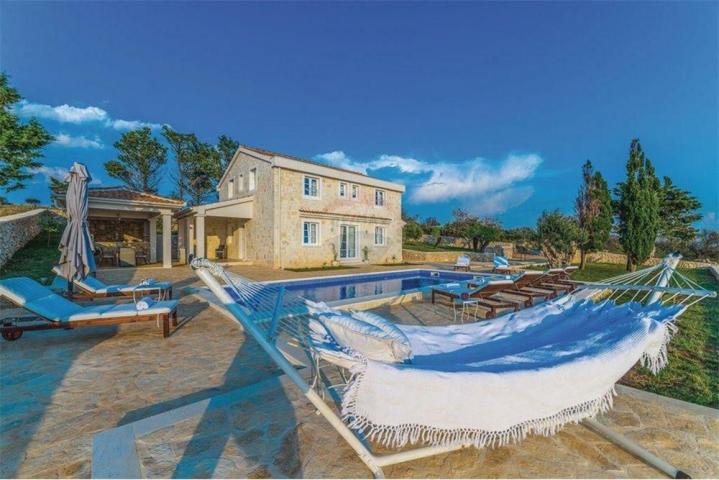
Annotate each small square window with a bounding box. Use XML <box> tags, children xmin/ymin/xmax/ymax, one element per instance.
<box><xmin>351</xmin><ymin>184</ymin><xmax>359</xmax><ymax>200</ymax></box>
<box><xmin>375</xmin><ymin>189</ymin><xmax>385</xmax><ymax>207</ymax></box>
<box><xmin>303</xmin><ymin>221</ymin><xmax>319</xmax><ymax>245</ymax></box>
<box><xmin>303</xmin><ymin>176</ymin><xmax>320</xmax><ymax>198</ymax></box>
<box><xmin>339</xmin><ymin>182</ymin><xmax>348</xmax><ymax>198</ymax></box>
<box><xmin>374</xmin><ymin>226</ymin><xmax>386</xmax><ymax>246</ymax></box>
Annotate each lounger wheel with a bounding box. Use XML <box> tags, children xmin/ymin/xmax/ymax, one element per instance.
<box><xmin>2</xmin><ymin>327</ymin><xmax>23</xmax><ymax>341</ymax></box>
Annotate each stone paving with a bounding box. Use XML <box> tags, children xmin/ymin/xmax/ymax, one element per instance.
<box><xmin>135</xmin><ymin>377</ymin><xmax>719</xmax><ymax>479</ymax></box>
<box><xmin>0</xmin><ymin>264</ymin><xmax>717</xmax><ymax>478</ymax></box>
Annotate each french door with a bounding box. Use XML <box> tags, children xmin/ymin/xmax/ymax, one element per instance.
<box><xmin>339</xmin><ymin>224</ymin><xmax>357</xmax><ymax>259</ymax></box>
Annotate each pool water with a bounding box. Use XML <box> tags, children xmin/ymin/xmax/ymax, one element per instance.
<box><xmin>267</xmin><ymin>269</ymin><xmax>482</xmax><ymax>304</ymax></box>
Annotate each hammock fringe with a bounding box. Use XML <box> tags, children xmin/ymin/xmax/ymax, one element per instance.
<box><xmin>341</xmin><ymin>320</ymin><xmax>675</xmax><ymax>450</ymax></box>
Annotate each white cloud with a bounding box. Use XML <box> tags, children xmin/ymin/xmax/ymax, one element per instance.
<box><xmin>108</xmin><ymin>119</ymin><xmax>161</xmax><ymax>131</ymax></box>
<box><xmin>469</xmin><ymin>186</ymin><xmax>535</xmax><ymax>216</ymax></box>
<box><xmin>316</xmin><ymin>150</ymin><xmax>542</xmax><ymax>216</ymax></box>
<box><xmin>32</xmin><ymin>166</ymin><xmax>102</xmax><ymax>185</ymax></box>
<box><xmin>314</xmin><ymin>151</ymin><xmax>367</xmax><ymax>173</ymax></box>
<box><xmin>703</xmin><ymin>211</ymin><xmax>718</xmax><ymax>228</ymax></box>
<box><xmin>411</xmin><ymin>154</ymin><xmax>542</xmax><ymax>204</ymax></box>
<box><xmin>14</xmin><ymin>100</ymin><xmax>161</xmax><ymax>131</ymax></box>
<box><xmin>54</xmin><ymin>133</ymin><xmax>104</xmax><ymax>149</ymax></box>
<box><xmin>14</xmin><ymin>100</ymin><xmax>108</xmax><ymax>123</ymax></box>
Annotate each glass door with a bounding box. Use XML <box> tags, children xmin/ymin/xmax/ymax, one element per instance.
<box><xmin>339</xmin><ymin>225</ymin><xmax>357</xmax><ymax>259</ymax></box>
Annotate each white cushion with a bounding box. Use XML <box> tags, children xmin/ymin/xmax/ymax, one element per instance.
<box><xmin>350</xmin><ymin>309</ymin><xmax>413</xmax><ymax>362</ymax></box>
<box><xmin>305</xmin><ymin>300</ymin><xmax>412</xmax><ymax>363</ymax></box>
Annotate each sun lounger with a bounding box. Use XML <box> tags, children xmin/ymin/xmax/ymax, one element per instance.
<box><xmin>431</xmin><ymin>278</ymin><xmax>518</xmax><ymax>319</ymax></box>
<box><xmin>535</xmin><ymin>267</ymin><xmax>577</xmax><ymax>293</ymax></box>
<box><xmin>492</xmin><ymin>255</ymin><xmax>510</xmax><ymax>273</ymax></box>
<box><xmin>453</xmin><ymin>254</ymin><xmax>471</xmax><ymax>271</ymax></box>
<box><xmin>0</xmin><ymin>277</ymin><xmax>178</xmax><ymax>341</ymax></box>
<box><xmin>52</xmin><ymin>266</ymin><xmax>172</xmax><ymax>300</ymax></box>
<box><xmin>490</xmin><ymin>270</ymin><xmax>553</xmax><ymax>306</ymax></box>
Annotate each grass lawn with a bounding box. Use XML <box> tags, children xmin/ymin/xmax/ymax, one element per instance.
<box><xmin>573</xmin><ymin>262</ymin><xmax>719</xmax><ymax>408</ymax></box>
<box><xmin>403</xmin><ymin>241</ymin><xmax>473</xmax><ymax>252</ymax></box>
<box><xmin>0</xmin><ymin>232</ymin><xmax>62</xmax><ymax>284</ymax></box>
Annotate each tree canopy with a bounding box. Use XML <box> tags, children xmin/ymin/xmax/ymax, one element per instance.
<box><xmin>163</xmin><ymin>127</ymin><xmax>238</xmax><ymax>204</ymax></box>
<box><xmin>658</xmin><ymin>176</ymin><xmax>702</xmax><ymax>250</ymax></box>
<box><xmin>444</xmin><ymin>209</ymin><xmax>501</xmax><ymax>252</ymax></box>
<box><xmin>575</xmin><ymin>160</ymin><xmax>613</xmax><ymax>268</ymax></box>
<box><xmin>536</xmin><ymin>210</ymin><xmax>583</xmax><ymax>267</ymax></box>
<box><xmin>614</xmin><ymin>139</ymin><xmax>661</xmax><ymax>271</ymax></box>
<box><xmin>0</xmin><ymin>73</ymin><xmax>53</xmax><ymax>192</ymax></box>
<box><xmin>105</xmin><ymin>127</ymin><xmax>167</xmax><ymax>193</ymax></box>
<box><xmin>216</xmin><ymin>135</ymin><xmax>239</xmax><ymax>177</ymax></box>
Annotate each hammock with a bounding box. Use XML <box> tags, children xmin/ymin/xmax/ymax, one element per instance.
<box><xmin>192</xmin><ymin>254</ymin><xmax>714</xmax><ymax>478</ymax></box>
<box><xmin>342</xmin><ymin>297</ymin><xmax>680</xmax><ymax>449</ymax></box>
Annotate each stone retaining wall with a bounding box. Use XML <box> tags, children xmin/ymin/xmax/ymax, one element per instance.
<box><xmin>402</xmin><ymin>249</ymin><xmax>494</xmax><ymax>263</ymax></box>
<box><xmin>572</xmin><ymin>250</ymin><xmax>714</xmax><ymax>270</ymax></box>
<box><xmin>0</xmin><ymin>209</ymin><xmax>45</xmax><ymax>269</ymax></box>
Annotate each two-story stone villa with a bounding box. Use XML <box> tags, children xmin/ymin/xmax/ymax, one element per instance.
<box><xmin>176</xmin><ymin>146</ymin><xmax>405</xmax><ymax>268</ymax></box>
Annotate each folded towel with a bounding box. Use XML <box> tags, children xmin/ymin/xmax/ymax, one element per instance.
<box><xmin>136</xmin><ymin>296</ymin><xmax>155</xmax><ymax>311</ymax></box>
<box><xmin>444</xmin><ymin>283</ymin><xmax>460</xmax><ymax>287</ymax></box>
<box><xmin>138</xmin><ymin>278</ymin><xmax>156</xmax><ymax>287</ymax></box>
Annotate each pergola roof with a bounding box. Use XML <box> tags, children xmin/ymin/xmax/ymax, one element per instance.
<box><xmin>53</xmin><ymin>186</ymin><xmax>185</xmax><ymax>217</ymax></box>
<box><xmin>85</xmin><ymin>187</ymin><xmax>184</xmax><ymax>206</ymax></box>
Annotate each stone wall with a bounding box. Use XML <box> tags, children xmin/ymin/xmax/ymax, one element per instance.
<box><xmin>217</xmin><ymin>150</ymin><xmax>405</xmax><ymax>268</ymax></box>
<box><xmin>0</xmin><ymin>209</ymin><xmax>45</xmax><ymax>268</ymax></box>
<box><xmin>572</xmin><ymin>250</ymin><xmax>714</xmax><ymax>270</ymax></box>
<box><xmin>402</xmin><ymin>249</ymin><xmax>495</xmax><ymax>264</ymax></box>
<box><xmin>276</xmin><ymin>168</ymin><xmax>404</xmax><ymax>268</ymax></box>
<box><xmin>219</xmin><ymin>151</ymin><xmax>276</xmax><ymax>266</ymax></box>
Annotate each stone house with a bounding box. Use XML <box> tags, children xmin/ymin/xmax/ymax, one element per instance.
<box><xmin>176</xmin><ymin>146</ymin><xmax>405</xmax><ymax>268</ymax></box>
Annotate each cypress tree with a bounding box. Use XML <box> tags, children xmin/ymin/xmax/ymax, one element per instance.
<box><xmin>614</xmin><ymin>139</ymin><xmax>661</xmax><ymax>271</ymax></box>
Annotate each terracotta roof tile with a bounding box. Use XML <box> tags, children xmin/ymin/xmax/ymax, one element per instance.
<box><xmin>87</xmin><ymin>187</ymin><xmax>185</xmax><ymax>206</ymax></box>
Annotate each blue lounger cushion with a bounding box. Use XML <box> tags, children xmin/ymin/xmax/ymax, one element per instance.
<box><xmin>0</xmin><ymin>277</ymin><xmax>177</xmax><ymax>323</ymax></box>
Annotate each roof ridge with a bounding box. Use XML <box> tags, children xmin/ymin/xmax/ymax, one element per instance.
<box><xmin>242</xmin><ymin>144</ymin><xmax>368</xmax><ymax>177</ymax></box>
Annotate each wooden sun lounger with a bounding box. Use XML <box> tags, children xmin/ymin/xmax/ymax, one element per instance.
<box><xmin>0</xmin><ymin>277</ymin><xmax>179</xmax><ymax>341</ymax></box>
<box><xmin>431</xmin><ymin>280</ymin><xmax>518</xmax><ymax>319</ymax></box>
<box><xmin>52</xmin><ymin>266</ymin><xmax>173</xmax><ymax>300</ymax></box>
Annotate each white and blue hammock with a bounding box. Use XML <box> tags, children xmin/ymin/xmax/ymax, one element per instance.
<box><xmin>192</xmin><ymin>254</ymin><xmax>715</xmax><ymax>478</ymax></box>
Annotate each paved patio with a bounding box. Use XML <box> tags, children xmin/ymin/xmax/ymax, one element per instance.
<box><xmin>0</xmin><ymin>264</ymin><xmax>717</xmax><ymax>478</ymax></box>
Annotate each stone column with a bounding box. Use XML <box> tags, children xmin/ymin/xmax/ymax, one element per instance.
<box><xmin>195</xmin><ymin>214</ymin><xmax>206</xmax><ymax>258</ymax></box>
<box><xmin>186</xmin><ymin>217</ymin><xmax>194</xmax><ymax>259</ymax></box>
<box><xmin>177</xmin><ymin>218</ymin><xmax>186</xmax><ymax>264</ymax></box>
<box><xmin>149</xmin><ymin>216</ymin><xmax>158</xmax><ymax>263</ymax></box>
<box><xmin>162</xmin><ymin>213</ymin><xmax>172</xmax><ymax>268</ymax></box>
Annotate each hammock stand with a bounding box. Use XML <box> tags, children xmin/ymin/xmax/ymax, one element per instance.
<box><xmin>192</xmin><ymin>254</ymin><xmax>714</xmax><ymax>479</ymax></box>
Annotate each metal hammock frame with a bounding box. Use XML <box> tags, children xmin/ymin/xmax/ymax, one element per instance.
<box><xmin>191</xmin><ymin>254</ymin><xmax>714</xmax><ymax>479</ymax></box>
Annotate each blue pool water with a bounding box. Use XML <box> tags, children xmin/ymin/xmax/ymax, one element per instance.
<box><xmin>266</xmin><ymin>269</ymin><xmax>483</xmax><ymax>304</ymax></box>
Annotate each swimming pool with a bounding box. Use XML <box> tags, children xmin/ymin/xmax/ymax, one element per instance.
<box><xmin>264</xmin><ymin>269</ymin><xmax>488</xmax><ymax>304</ymax></box>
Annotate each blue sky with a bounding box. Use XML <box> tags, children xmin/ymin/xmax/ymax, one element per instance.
<box><xmin>2</xmin><ymin>1</ymin><xmax>717</xmax><ymax>228</ymax></box>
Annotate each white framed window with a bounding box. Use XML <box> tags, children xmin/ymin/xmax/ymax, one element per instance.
<box><xmin>303</xmin><ymin>175</ymin><xmax>320</xmax><ymax>198</ymax></box>
<box><xmin>249</xmin><ymin>168</ymin><xmax>257</xmax><ymax>191</ymax></box>
<box><xmin>302</xmin><ymin>221</ymin><xmax>320</xmax><ymax>246</ymax></box>
<box><xmin>238</xmin><ymin>174</ymin><xmax>244</xmax><ymax>191</ymax></box>
<box><xmin>227</xmin><ymin>178</ymin><xmax>234</xmax><ymax>198</ymax></box>
<box><xmin>375</xmin><ymin>189</ymin><xmax>385</xmax><ymax>207</ymax></box>
<box><xmin>339</xmin><ymin>182</ymin><xmax>348</xmax><ymax>198</ymax></box>
<box><xmin>351</xmin><ymin>184</ymin><xmax>359</xmax><ymax>201</ymax></box>
<box><xmin>374</xmin><ymin>226</ymin><xmax>386</xmax><ymax>246</ymax></box>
